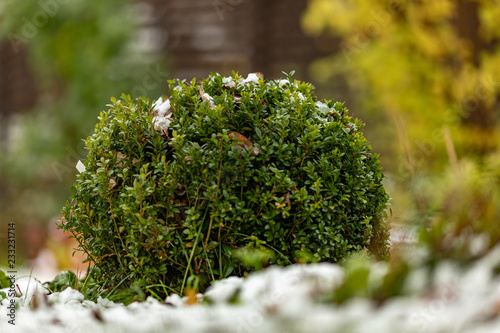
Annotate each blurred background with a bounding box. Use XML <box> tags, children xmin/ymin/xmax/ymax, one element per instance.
<box><xmin>0</xmin><ymin>0</ymin><xmax>499</xmax><ymax>279</ymax></box>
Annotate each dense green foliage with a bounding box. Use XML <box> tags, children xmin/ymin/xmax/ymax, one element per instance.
<box><xmin>59</xmin><ymin>72</ymin><xmax>389</xmax><ymax>296</ymax></box>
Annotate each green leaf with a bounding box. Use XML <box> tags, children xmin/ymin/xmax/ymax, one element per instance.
<box><xmin>0</xmin><ymin>270</ymin><xmax>12</xmax><ymax>289</ymax></box>
<box><xmin>48</xmin><ymin>271</ymin><xmax>78</xmax><ymax>293</ymax></box>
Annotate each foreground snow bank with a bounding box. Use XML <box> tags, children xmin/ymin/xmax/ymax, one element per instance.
<box><xmin>2</xmin><ymin>251</ymin><xmax>500</xmax><ymax>333</ymax></box>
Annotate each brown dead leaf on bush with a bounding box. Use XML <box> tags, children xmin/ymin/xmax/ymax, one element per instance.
<box><xmin>116</xmin><ymin>151</ymin><xmax>139</xmax><ymax>167</ymax></box>
<box><xmin>284</xmin><ymin>192</ymin><xmax>291</xmax><ymax>207</ymax></box>
<box><xmin>220</xmin><ymin>131</ymin><xmax>261</xmax><ymax>156</ymax></box>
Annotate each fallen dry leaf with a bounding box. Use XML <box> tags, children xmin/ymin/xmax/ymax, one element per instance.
<box><xmin>184</xmin><ymin>288</ymin><xmax>199</xmax><ymax>306</ymax></box>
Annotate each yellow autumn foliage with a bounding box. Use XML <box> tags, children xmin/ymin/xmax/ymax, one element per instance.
<box><xmin>302</xmin><ymin>0</ymin><xmax>500</xmax><ymax>174</ymax></box>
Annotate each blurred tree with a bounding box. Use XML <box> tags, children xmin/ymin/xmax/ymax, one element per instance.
<box><xmin>0</xmin><ymin>0</ymin><xmax>168</xmax><ymax>263</ymax></box>
<box><xmin>302</xmin><ymin>0</ymin><xmax>500</xmax><ymax>176</ymax></box>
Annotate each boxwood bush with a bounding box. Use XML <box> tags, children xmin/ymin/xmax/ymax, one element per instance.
<box><xmin>59</xmin><ymin>72</ymin><xmax>389</xmax><ymax>297</ymax></box>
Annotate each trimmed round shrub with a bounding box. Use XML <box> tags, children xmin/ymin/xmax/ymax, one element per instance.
<box><xmin>59</xmin><ymin>72</ymin><xmax>389</xmax><ymax>297</ymax></box>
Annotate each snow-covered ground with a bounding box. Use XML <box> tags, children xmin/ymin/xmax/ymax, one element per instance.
<box><xmin>3</xmin><ymin>246</ymin><xmax>500</xmax><ymax>333</ymax></box>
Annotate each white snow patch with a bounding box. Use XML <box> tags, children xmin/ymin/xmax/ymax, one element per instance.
<box><xmin>76</xmin><ymin>160</ymin><xmax>86</xmax><ymax>173</ymax></box>
<box><xmin>48</xmin><ymin>287</ymin><xmax>85</xmax><ymax>305</ymax></box>
<box><xmin>201</xmin><ymin>92</ymin><xmax>216</xmax><ymax>109</ymax></box>
<box><xmin>151</xmin><ymin>96</ymin><xmax>173</xmax><ymax>134</ymax></box>
<box><xmin>153</xmin><ymin>97</ymin><xmax>171</xmax><ymax>117</ymax></box>
<box><xmin>202</xmin><ymin>93</ymin><xmax>213</xmax><ymax>103</ymax></box>
<box><xmin>272</xmin><ymin>79</ymin><xmax>298</xmax><ymax>88</ymax></box>
<box><xmin>152</xmin><ymin>116</ymin><xmax>172</xmax><ymax>134</ymax></box>
<box><xmin>243</xmin><ymin>73</ymin><xmax>260</xmax><ymax>85</ymax></box>
<box><xmin>204</xmin><ymin>276</ymin><xmax>243</xmax><ymax>303</ymax></box>
<box><xmin>315</xmin><ymin>101</ymin><xmax>332</xmax><ymax>115</ymax></box>
<box><xmin>278</xmin><ymin>79</ymin><xmax>289</xmax><ymax>87</ymax></box>
<box><xmin>291</xmin><ymin>92</ymin><xmax>306</xmax><ymax>103</ymax></box>
<box><xmin>222</xmin><ymin>77</ymin><xmax>236</xmax><ymax>88</ymax></box>
<box><xmin>3</xmin><ymin>254</ymin><xmax>500</xmax><ymax>332</ymax></box>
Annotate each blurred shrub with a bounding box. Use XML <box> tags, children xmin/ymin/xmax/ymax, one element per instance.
<box><xmin>419</xmin><ymin>153</ymin><xmax>500</xmax><ymax>262</ymax></box>
<box><xmin>0</xmin><ymin>0</ymin><xmax>167</xmax><ymax>244</ymax></box>
<box><xmin>302</xmin><ymin>0</ymin><xmax>500</xmax><ymax>173</ymax></box>
<box><xmin>327</xmin><ymin>153</ymin><xmax>500</xmax><ymax>307</ymax></box>
<box><xmin>59</xmin><ymin>72</ymin><xmax>389</xmax><ymax>297</ymax></box>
